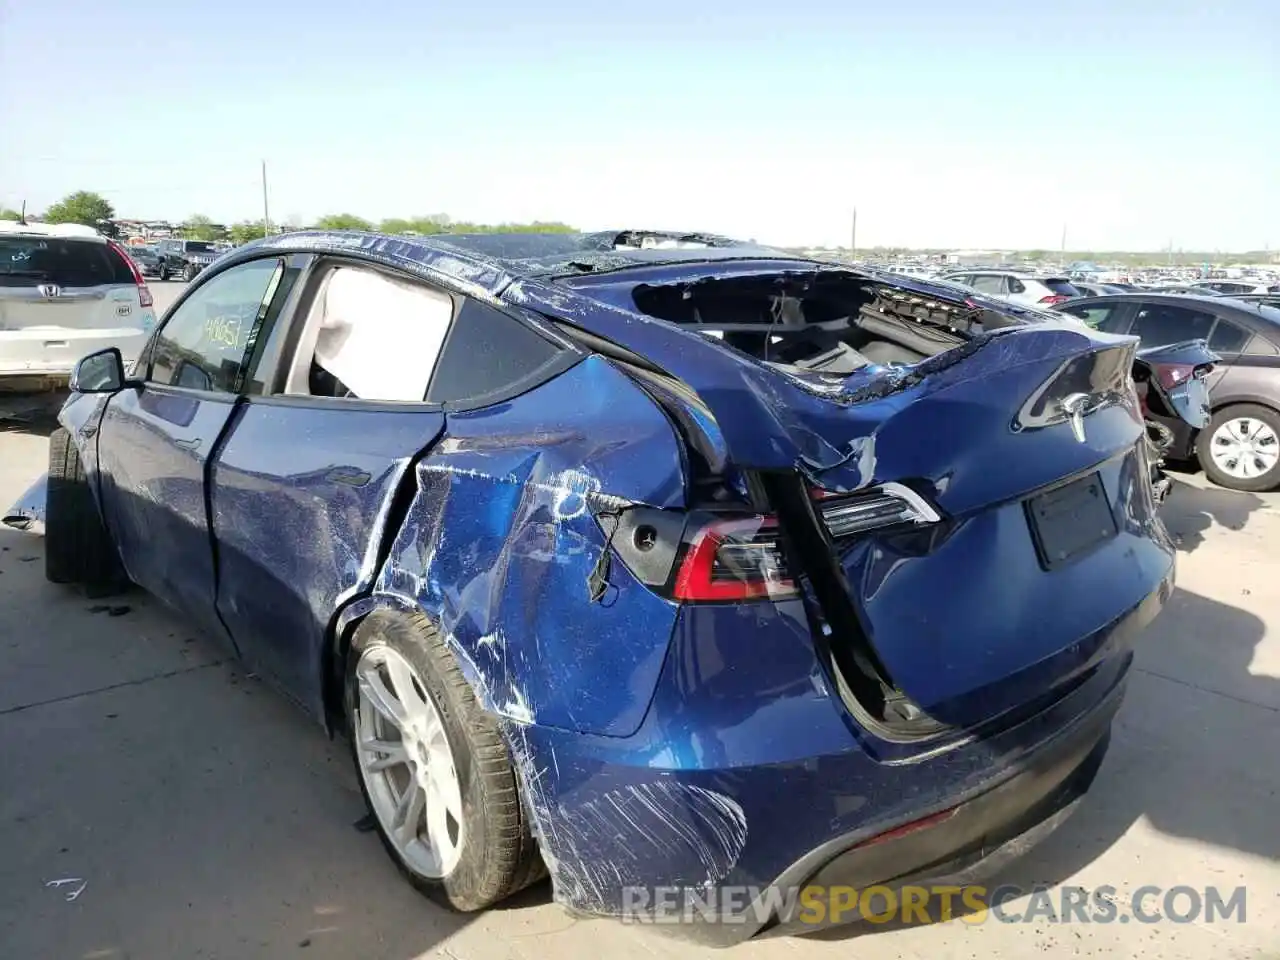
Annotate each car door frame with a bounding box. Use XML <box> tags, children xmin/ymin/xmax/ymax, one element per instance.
<box><xmin>93</xmin><ymin>251</ymin><xmax>296</xmax><ymax>640</ymax></box>
<box><xmin>207</xmin><ymin>252</ymin><xmax>586</xmax><ymax>720</ymax></box>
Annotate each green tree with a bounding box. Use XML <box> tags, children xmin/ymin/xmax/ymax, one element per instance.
<box><xmin>182</xmin><ymin>214</ymin><xmax>224</xmax><ymax>241</ymax></box>
<box><xmin>314</xmin><ymin>213</ymin><xmax>373</xmax><ymax>231</ymax></box>
<box><xmin>228</xmin><ymin>220</ymin><xmax>268</xmax><ymax>245</ymax></box>
<box><xmin>43</xmin><ymin>191</ymin><xmax>114</xmax><ymax>227</ymax></box>
<box><xmin>0</xmin><ymin>207</ymin><xmax>22</xmax><ymax>221</ymax></box>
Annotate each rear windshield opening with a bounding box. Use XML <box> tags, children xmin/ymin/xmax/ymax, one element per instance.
<box><xmin>0</xmin><ymin>237</ymin><xmax>134</xmax><ymax>287</ymax></box>
<box><xmin>1042</xmin><ymin>278</ymin><xmax>1082</xmax><ymax>297</ymax></box>
<box><xmin>631</xmin><ymin>273</ymin><xmax>978</xmax><ymax>374</ymax></box>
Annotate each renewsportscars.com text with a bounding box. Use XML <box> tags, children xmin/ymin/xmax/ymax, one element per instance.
<box><xmin>621</xmin><ymin>883</ymin><xmax>1248</xmax><ymax>926</ymax></box>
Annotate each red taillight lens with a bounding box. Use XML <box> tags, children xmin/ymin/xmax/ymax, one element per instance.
<box><xmin>1154</xmin><ymin>362</ymin><xmax>1211</xmax><ymax>390</ymax></box>
<box><xmin>107</xmin><ymin>240</ymin><xmax>153</xmax><ymax>307</ymax></box>
<box><xmin>1039</xmin><ymin>294</ymin><xmax>1070</xmax><ymax>305</ymax></box>
<box><xmin>672</xmin><ymin>516</ymin><xmax>796</xmax><ymax>602</ymax></box>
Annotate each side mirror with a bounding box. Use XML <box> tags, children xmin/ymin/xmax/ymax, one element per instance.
<box><xmin>70</xmin><ymin>348</ymin><xmax>128</xmax><ymax>393</ymax></box>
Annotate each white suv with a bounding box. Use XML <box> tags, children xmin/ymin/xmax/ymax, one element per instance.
<box><xmin>0</xmin><ymin>221</ymin><xmax>156</xmax><ymax>390</ymax></box>
<box><xmin>942</xmin><ymin>270</ymin><xmax>1083</xmax><ymax>308</ymax></box>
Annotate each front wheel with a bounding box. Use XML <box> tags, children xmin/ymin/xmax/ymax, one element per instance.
<box><xmin>182</xmin><ymin>262</ymin><xmax>197</xmax><ymax>282</ymax></box>
<box><xmin>344</xmin><ymin>612</ymin><xmax>544</xmax><ymax>911</ymax></box>
<box><xmin>45</xmin><ymin>428</ymin><xmax>127</xmax><ymax>587</ymax></box>
<box><xmin>1198</xmin><ymin>404</ymin><xmax>1280</xmax><ymax>492</ymax></box>
<box><xmin>158</xmin><ymin>261</ymin><xmax>169</xmax><ymax>281</ymax></box>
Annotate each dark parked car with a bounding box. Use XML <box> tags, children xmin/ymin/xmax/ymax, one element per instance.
<box><xmin>1071</xmin><ymin>281</ymin><xmax>1128</xmax><ymax>297</ymax></box>
<box><xmin>154</xmin><ymin>238</ymin><xmax>220</xmax><ymax>281</ymax></box>
<box><xmin>39</xmin><ymin>230</ymin><xmax>1174</xmax><ymax>942</ymax></box>
<box><xmin>1057</xmin><ymin>293</ymin><xmax>1280</xmax><ymax>491</ymax></box>
<box><xmin>125</xmin><ymin>244</ymin><xmax>161</xmax><ymax>277</ymax></box>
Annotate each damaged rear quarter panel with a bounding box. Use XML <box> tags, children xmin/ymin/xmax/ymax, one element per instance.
<box><xmin>374</xmin><ymin>355</ymin><xmax>687</xmax><ymax>737</ymax></box>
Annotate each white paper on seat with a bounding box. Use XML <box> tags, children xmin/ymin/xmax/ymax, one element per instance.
<box><xmin>313</xmin><ymin>267</ymin><xmax>453</xmax><ymax>402</ymax></box>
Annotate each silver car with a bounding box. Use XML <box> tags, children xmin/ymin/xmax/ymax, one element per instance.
<box><xmin>0</xmin><ymin>221</ymin><xmax>156</xmax><ymax>391</ymax></box>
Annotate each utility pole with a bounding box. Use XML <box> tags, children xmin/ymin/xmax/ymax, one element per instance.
<box><xmin>1060</xmin><ymin>223</ymin><xmax>1067</xmax><ymax>268</ymax></box>
<box><xmin>261</xmin><ymin>160</ymin><xmax>271</xmax><ymax>237</ymax></box>
<box><xmin>850</xmin><ymin>207</ymin><xmax>857</xmax><ymax>260</ymax></box>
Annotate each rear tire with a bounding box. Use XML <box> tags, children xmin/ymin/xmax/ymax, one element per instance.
<box><xmin>1197</xmin><ymin>404</ymin><xmax>1280</xmax><ymax>492</ymax></box>
<box><xmin>45</xmin><ymin>428</ymin><xmax>127</xmax><ymax>588</ymax></box>
<box><xmin>344</xmin><ymin>611</ymin><xmax>544</xmax><ymax>911</ymax></box>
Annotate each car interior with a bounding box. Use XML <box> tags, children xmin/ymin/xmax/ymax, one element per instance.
<box><xmin>631</xmin><ymin>272</ymin><xmax>990</xmax><ymax>377</ymax></box>
<box><xmin>284</xmin><ymin>265</ymin><xmax>454</xmax><ymax>402</ymax></box>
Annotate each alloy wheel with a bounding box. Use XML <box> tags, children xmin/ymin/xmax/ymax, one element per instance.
<box><xmin>1209</xmin><ymin>416</ymin><xmax>1280</xmax><ymax>481</ymax></box>
<box><xmin>354</xmin><ymin>645</ymin><xmax>465</xmax><ymax>878</ymax></box>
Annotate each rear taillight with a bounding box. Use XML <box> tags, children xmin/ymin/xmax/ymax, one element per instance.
<box><xmin>817</xmin><ymin>483</ymin><xmax>942</xmax><ymax>538</ymax></box>
<box><xmin>108</xmin><ymin>240</ymin><xmax>154</xmax><ymax>308</ymax></box>
<box><xmin>1038</xmin><ymin>294</ymin><xmax>1070</xmax><ymax>305</ymax></box>
<box><xmin>1154</xmin><ymin>362</ymin><xmax>1213</xmax><ymax>391</ymax></box>
<box><xmin>672</xmin><ymin>516</ymin><xmax>796</xmax><ymax>602</ymax></box>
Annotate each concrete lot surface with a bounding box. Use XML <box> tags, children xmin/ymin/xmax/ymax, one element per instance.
<box><xmin>1</xmin><ymin>284</ymin><xmax>1277</xmax><ymax>959</ymax></box>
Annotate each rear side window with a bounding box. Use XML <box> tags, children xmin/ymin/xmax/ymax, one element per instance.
<box><xmin>970</xmin><ymin>275</ymin><xmax>1004</xmax><ymax>294</ymax></box>
<box><xmin>427</xmin><ymin>299</ymin><xmax>563</xmax><ymax>405</ymax></box>
<box><xmin>1209</xmin><ymin>319</ymin><xmax>1250</xmax><ymax>353</ymax></box>
<box><xmin>0</xmin><ymin>237</ymin><xmax>133</xmax><ymax>287</ymax></box>
<box><xmin>1062</xmin><ymin>302</ymin><xmax>1122</xmax><ymax>332</ymax></box>
<box><xmin>1246</xmin><ymin>335</ymin><xmax>1280</xmax><ymax>356</ymax></box>
<box><xmin>1130</xmin><ymin>303</ymin><xmax>1215</xmax><ymax>346</ymax></box>
<box><xmin>1007</xmin><ymin>277</ymin><xmax>1026</xmax><ymax>294</ymax></box>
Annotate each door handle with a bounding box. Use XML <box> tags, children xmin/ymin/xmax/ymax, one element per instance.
<box><xmin>175</xmin><ymin>437</ymin><xmax>202</xmax><ymax>451</ymax></box>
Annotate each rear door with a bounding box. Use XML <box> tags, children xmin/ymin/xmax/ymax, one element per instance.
<box><xmin>95</xmin><ymin>256</ymin><xmax>286</xmax><ymax>642</ymax></box>
<box><xmin>209</xmin><ymin>259</ymin><xmax>452</xmax><ymax>712</ymax></box>
<box><xmin>0</xmin><ymin>235</ymin><xmax>147</xmax><ymax>375</ymax></box>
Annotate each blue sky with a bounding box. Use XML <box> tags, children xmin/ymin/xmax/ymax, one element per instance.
<box><xmin>2</xmin><ymin>0</ymin><xmax>1276</xmax><ymax>250</ymax></box>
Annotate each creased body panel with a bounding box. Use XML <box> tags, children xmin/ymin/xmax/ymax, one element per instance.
<box><xmin>374</xmin><ymin>356</ymin><xmax>686</xmax><ymax>737</ymax></box>
<box><xmin>211</xmin><ymin>402</ymin><xmax>445</xmax><ymax>715</ymax></box>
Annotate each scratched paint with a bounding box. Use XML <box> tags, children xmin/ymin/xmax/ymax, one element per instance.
<box><xmin>505</xmin><ymin>722</ymin><xmax>748</xmax><ymax>914</ymax></box>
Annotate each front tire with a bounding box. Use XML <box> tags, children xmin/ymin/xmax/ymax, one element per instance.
<box><xmin>183</xmin><ymin>262</ymin><xmax>197</xmax><ymax>282</ymax></box>
<box><xmin>1198</xmin><ymin>404</ymin><xmax>1280</xmax><ymax>492</ymax></box>
<box><xmin>344</xmin><ymin>612</ymin><xmax>543</xmax><ymax>911</ymax></box>
<box><xmin>45</xmin><ymin>428</ymin><xmax>126</xmax><ymax>587</ymax></box>
<box><xmin>158</xmin><ymin>261</ymin><xmax>169</xmax><ymax>281</ymax></box>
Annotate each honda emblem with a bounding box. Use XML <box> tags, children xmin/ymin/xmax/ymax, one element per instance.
<box><xmin>37</xmin><ymin>283</ymin><xmax>61</xmax><ymax>299</ymax></box>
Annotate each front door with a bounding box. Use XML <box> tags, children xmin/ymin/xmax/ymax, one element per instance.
<box><xmin>95</xmin><ymin>257</ymin><xmax>286</xmax><ymax>641</ymax></box>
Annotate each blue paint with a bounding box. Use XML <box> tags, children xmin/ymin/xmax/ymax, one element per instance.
<box><xmin>54</xmin><ymin>230</ymin><xmax>1177</xmax><ymax>934</ymax></box>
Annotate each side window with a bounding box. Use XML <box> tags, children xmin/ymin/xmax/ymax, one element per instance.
<box><xmin>1061</xmin><ymin>303</ymin><xmax>1122</xmax><ymax>332</ymax></box>
<box><xmin>1246</xmin><ymin>334</ymin><xmax>1280</xmax><ymax>356</ymax></box>
<box><xmin>1209</xmin><ymin>319</ymin><xmax>1250</xmax><ymax>354</ymax></box>
<box><xmin>288</xmin><ymin>266</ymin><xmax>454</xmax><ymax>402</ymax></box>
<box><xmin>149</xmin><ymin>258</ymin><xmax>284</xmax><ymax>392</ymax></box>
<box><xmin>1129</xmin><ymin>303</ymin><xmax>1215</xmax><ymax>347</ymax></box>
<box><xmin>427</xmin><ymin>299</ymin><xmax>563</xmax><ymax>406</ymax></box>
<box><xmin>970</xmin><ymin>275</ymin><xmax>1004</xmax><ymax>295</ymax></box>
<box><xmin>1007</xmin><ymin>277</ymin><xmax>1026</xmax><ymax>294</ymax></box>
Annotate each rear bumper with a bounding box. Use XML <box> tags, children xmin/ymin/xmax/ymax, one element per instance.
<box><xmin>633</xmin><ymin>667</ymin><xmax>1122</xmax><ymax>946</ymax></box>
<box><xmin>516</xmin><ymin>569</ymin><xmax>1167</xmax><ymax>944</ymax></box>
<box><xmin>0</xmin><ymin>328</ymin><xmax>149</xmax><ymax>385</ymax></box>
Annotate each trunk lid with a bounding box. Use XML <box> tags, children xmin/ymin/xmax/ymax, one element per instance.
<box><xmin>511</xmin><ymin>275</ymin><xmax>1174</xmax><ymax>730</ymax></box>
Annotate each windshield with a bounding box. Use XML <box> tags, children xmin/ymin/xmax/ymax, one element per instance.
<box><xmin>0</xmin><ymin>236</ymin><xmax>134</xmax><ymax>287</ymax></box>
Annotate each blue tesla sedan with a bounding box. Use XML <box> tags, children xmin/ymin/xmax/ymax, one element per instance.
<box><xmin>42</xmin><ymin>229</ymin><xmax>1174</xmax><ymax>942</ymax></box>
